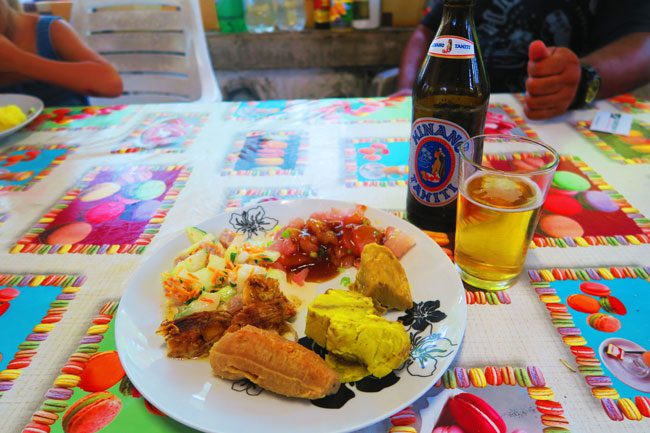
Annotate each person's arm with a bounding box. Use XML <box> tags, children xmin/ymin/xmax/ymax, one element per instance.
<box><xmin>395</xmin><ymin>25</ymin><xmax>434</xmax><ymax>96</ymax></box>
<box><xmin>524</xmin><ymin>33</ymin><xmax>650</xmax><ymax>119</ymax></box>
<box><xmin>0</xmin><ymin>20</ymin><xmax>122</xmax><ymax>97</ymax></box>
<box><xmin>582</xmin><ymin>32</ymin><xmax>650</xmax><ymax>97</ymax></box>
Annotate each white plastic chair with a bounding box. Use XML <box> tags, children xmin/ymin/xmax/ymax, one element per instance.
<box><xmin>71</xmin><ymin>0</ymin><xmax>221</xmax><ymax>104</ymax></box>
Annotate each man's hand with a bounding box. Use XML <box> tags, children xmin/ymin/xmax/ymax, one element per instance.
<box><xmin>524</xmin><ymin>40</ymin><xmax>581</xmax><ymax>120</ymax></box>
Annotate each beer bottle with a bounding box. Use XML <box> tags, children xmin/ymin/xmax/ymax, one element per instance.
<box><xmin>314</xmin><ymin>0</ymin><xmax>331</xmax><ymax>29</ymax></box>
<box><xmin>407</xmin><ymin>0</ymin><xmax>489</xmax><ymax>232</ymax></box>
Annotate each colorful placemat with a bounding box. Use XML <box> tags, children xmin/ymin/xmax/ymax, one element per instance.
<box><xmin>224</xmin><ymin>99</ymin><xmax>312</xmax><ymax>122</ymax></box>
<box><xmin>575</xmin><ymin>120</ymin><xmax>650</xmax><ymax>165</ymax></box>
<box><xmin>415</xmin><ymin>365</ymin><xmax>571</xmax><ymax>432</ymax></box>
<box><xmin>608</xmin><ymin>94</ymin><xmax>650</xmax><ymax>114</ymax></box>
<box><xmin>12</xmin><ymin>165</ymin><xmax>190</xmax><ymax>255</ymax></box>
<box><xmin>110</xmin><ymin>112</ymin><xmax>209</xmax><ymax>154</ymax></box>
<box><xmin>343</xmin><ymin>137</ymin><xmax>409</xmax><ymax>187</ymax></box>
<box><xmin>221</xmin><ymin>130</ymin><xmax>307</xmax><ymax>176</ymax></box>
<box><xmin>21</xmin><ymin>301</ymin><xmax>197</xmax><ymax>433</ymax></box>
<box><xmin>222</xmin><ymin>187</ymin><xmax>316</xmax><ymax>212</ymax></box>
<box><xmin>28</xmin><ymin>106</ymin><xmax>139</xmax><ymax>131</ymax></box>
<box><xmin>529</xmin><ymin>266</ymin><xmax>650</xmax><ymax>421</ymax></box>
<box><xmin>486</xmin><ymin>154</ymin><xmax>650</xmax><ymax>247</ymax></box>
<box><xmin>309</xmin><ymin>96</ymin><xmax>410</xmax><ymax>123</ymax></box>
<box><xmin>487</xmin><ymin>103</ymin><xmax>538</xmax><ymax>138</ymax></box>
<box><xmin>0</xmin><ymin>273</ymin><xmax>84</xmax><ymax>398</ymax></box>
<box><xmin>1</xmin><ymin>145</ymin><xmax>75</xmax><ymax>192</ymax></box>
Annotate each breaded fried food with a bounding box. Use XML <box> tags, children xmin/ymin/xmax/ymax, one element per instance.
<box><xmin>158</xmin><ymin>310</ymin><xmax>233</xmax><ymax>358</ymax></box>
<box><xmin>351</xmin><ymin>243</ymin><xmax>412</xmax><ymax>311</ymax></box>
<box><xmin>210</xmin><ymin>325</ymin><xmax>340</xmax><ymax>399</ymax></box>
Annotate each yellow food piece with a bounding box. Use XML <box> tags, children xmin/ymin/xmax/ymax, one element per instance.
<box><xmin>325</xmin><ymin>354</ymin><xmax>369</xmax><ymax>382</ymax></box>
<box><xmin>305</xmin><ymin>289</ymin><xmax>376</xmax><ymax>348</ymax></box>
<box><xmin>305</xmin><ymin>289</ymin><xmax>411</xmax><ymax>381</ymax></box>
<box><xmin>0</xmin><ymin>105</ymin><xmax>27</xmax><ymax>131</ymax></box>
<box><xmin>351</xmin><ymin>243</ymin><xmax>413</xmax><ymax>311</ymax></box>
<box><xmin>326</xmin><ymin>314</ymin><xmax>410</xmax><ymax>379</ymax></box>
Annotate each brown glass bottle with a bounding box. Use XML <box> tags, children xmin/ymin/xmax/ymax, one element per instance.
<box><xmin>406</xmin><ymin>0</ymin><xmax>489</xmax><ymax>232</ymax></box>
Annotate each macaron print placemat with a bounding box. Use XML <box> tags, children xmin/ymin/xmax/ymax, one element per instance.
<box><xmin>110</xmin><ymin>112</ymin><xmax>209</xmax><ymax>154</ymax></box>
<box><xmin>221</xmin><ymin>187</ymin><xmax>316</xmax><ymax>212</ymax></box>
<box><xmin>27</xmin><ymin>106</ymin><xmax>139</xmax><ymax>132</ymax></box>
<box><xmin>414</xmin><ymin>365</ymin><xmax>570</xmax><ymax>433</ymax></box>
<box><xmin>486</xmin><ymin>104</ymin><xmax>538</xmax><ymax>138</ymax></box>
<box><xmin>0</xmin><ymin>145</ymin><xmax>75</xmax><ymax>192</ymax></box>
<box><xmin>21</xmin><ymin>301</ymin><xmax>197</xmax><ymax>433</ymax></box>
<box><xmin>310</xmin><ymin>96</ymin><xmax>410</xmax><ymax>124</ymax></box>
<box><xmin>221</xmin><ymin>130</ymin><xmax>308</xmax><ymax>176</ymax></box>
<box><xmin>574</xmin><ymin>120</ymin><xmax>649</xmax><ymax>165</ymax></box>
<box><xmin>12</xmin><ymin>165</ymin><xmax>190</xmax><ymax>255</ymax></box>
<box><xmin>607</xmin><ymin>94</ymin><xmax>650</xmax><ymax>114</ymax></box>
<box><xmin>0</xmin><ymin>273</ymin><xmax>84</xmax><ymax>398</ymax></box>
<box><xmin>529</xmin><ymin>266</ymin><xmax>650</xmax><ymax>422</ymax></box>
<box><xmin>343</xmin><ymin>137</ymin><xmax>409</xmax><ymax>187</ymax></box>
<box><xmin>486</xmin><ymin>154</ymin><xmax>650</xmax><ymax>248</ymax></box>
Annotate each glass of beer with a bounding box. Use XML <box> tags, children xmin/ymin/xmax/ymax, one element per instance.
<box><xmin>454</xmin><ymin>134</ymin><xmax>559</xmax><ymax>290</ymax></box>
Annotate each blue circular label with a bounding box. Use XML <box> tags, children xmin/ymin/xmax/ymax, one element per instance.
<box><xmin>408</xmin><ymin>118</ymin><xmax>469</xmax><ymax>206</ymax></box>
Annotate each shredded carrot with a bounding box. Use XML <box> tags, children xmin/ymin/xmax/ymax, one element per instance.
<box><xmin>199</xmin><ymin>297</ymin><xmax>215</xmax><ymax>303</ymax></box>
<box><xmin>210</xmin><ymin>269</ymin><xmax>225</xmax><ymax>285</ymax></box>
<box><xmin>163</xmin><ymin>275</ymin><xmax>200</xmax><ymax>304</ymax></box>
<box><xmin>184</xmin><ymin>272</ymin><xmax>199</xmax><ymax>281</ymax></box>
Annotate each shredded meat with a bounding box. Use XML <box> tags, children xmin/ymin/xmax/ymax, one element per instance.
<box><xmin>158</xmin><ymin>275</ymin><xmax>297</xmax><ymax>359</ymax></box>
<box><xmin>157</xmin><ymin>310</ymin><xmax>232</xmax><ymax>359</ymax></box>
<box><xmin>228</xmin><ymin>275</ymin><xmax>297</xmax><ymax>333</ymax></box>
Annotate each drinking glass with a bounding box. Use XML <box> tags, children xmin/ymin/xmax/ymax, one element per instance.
<box><xmin>454</xmin><ymin>134</ymin><xmax>559</xmax><ymax>290</ymax></box>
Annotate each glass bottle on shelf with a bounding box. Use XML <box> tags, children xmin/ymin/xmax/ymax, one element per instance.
<box><xmin>313</xmin><ymin>0</ymin><xmax>331</xmax><ymax>29</ymax></box>
<box><xmin>277</xmin><ymin>0</ymin><xmax>306</xmax><ymax>31</ymax></box>
<box><xmin>244</xmin><ymin>0</ymin><xmax>276</xmax><ymax>33</ymax></box>
<box><xmin>330</xmin><ymin>0</ymin><xmax>353</xmax><ymax>31</ymax></box>
<box><xmin>216</xmin><ymin>0</ymin><xmax>247</xmax><ymax>33</ymax></box>
<box><xmin>352</xmin><ymin>0</ymin><xmax>381</xmax><ymax>29</ymax></box>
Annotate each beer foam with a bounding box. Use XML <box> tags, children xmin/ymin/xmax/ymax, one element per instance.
<box><xmin>461</xmin><ymin>172</ymin><xmax>543</xmax><ymax>212</ymax></box>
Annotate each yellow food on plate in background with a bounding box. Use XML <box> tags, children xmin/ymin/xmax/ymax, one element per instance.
<box><xmin>0</xmin><ymin>105</ymin><xmax>27</xmax><ymax>131</ymax></box>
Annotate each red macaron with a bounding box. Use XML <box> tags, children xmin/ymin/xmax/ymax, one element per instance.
<box><xmin>579</xmin><ymin>281</ymin><xmax>611</xmax><ymax>297</ymax></box>
<box><xmin>78</xmin><ymin>351</ymin><xmax>125</xmax><ymax>392</ymax></box>
<box><xmin>61</xmin><ymin>391</ymin><xmax>122</xmax><ymax>433</ymax></box>
<box><xmin>566</xmin><ymin>294</ymin><xmax>600</xmax><ymax>314</ymax></box>
<box><xmin>448</xmin><ymin>393</ymin><xmax>506</xmax><ymax>433</ymax></box>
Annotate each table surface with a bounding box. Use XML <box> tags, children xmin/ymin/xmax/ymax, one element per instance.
<box><xmin>0</xmin><ymin>94</ymin><xmax>649</xmax><ymax>433</ymax></box>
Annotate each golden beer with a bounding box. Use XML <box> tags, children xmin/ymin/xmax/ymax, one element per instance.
<box><xmin>454</xmin><ymin>171</ymin><xmax>542</xmax><ymax>290</ymax></box>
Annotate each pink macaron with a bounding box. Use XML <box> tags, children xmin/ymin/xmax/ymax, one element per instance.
<box><xmin>448</xmin><ymin>393</ymin><xmax>506</xmax><ymax>433</ymax></box>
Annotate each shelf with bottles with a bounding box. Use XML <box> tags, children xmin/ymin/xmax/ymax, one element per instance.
<box><xmin>215</xmin><ymin>0</ymin><xmax>426</xmax><ymax>34</ymax></box>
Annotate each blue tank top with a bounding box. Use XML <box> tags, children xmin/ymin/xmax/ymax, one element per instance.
<box><xmin>0</xmin><ymin>16</ymin><xmax>89</xmax><ymax>107</ymax></box>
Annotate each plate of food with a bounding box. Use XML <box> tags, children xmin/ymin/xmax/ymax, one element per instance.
<box><xmin>116</xmin><ymin>199</ymin><xmax>467</xmax><ymax>433</ymax></box>
<box><xmin>0</xmin><ymin>94</ymin><xmax>43</xmax><ymax>141</ymax></box>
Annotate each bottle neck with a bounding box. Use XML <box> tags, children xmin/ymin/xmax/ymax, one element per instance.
<box><xmin>439</xmin><ymin>4</ymin><xmax>474</xmax><ymax>38</ymax></box>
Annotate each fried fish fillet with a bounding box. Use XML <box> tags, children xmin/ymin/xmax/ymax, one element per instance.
<box><xmin>210</xmin><ymin>325</ymin><xmax>340</xmax><ymax>399</ymax></box>
<box><xmin>158</xmin><ymin>310</ymin><xmax>232</xmax><ymax>358</ymax></box>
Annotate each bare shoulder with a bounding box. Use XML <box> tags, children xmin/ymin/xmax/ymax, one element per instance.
<box><xmin>49</xmin><ymin>18</ymin><xmax>82</xmax><ymax>47</ymax></box>
<box><xmin>49</xmin><ymin>18</ymin><xmax>103</xmax><ymax>62</ymax></box>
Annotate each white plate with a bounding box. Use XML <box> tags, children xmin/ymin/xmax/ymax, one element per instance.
<box><xmin>116</xmin><ymin>199</ymin><xmax>467</xmax><ymax>433</ymax></box>
<box><xmin>0</xmin><ymin>94</ymin><xmax>44</xmax><ymax>141</ymax></box>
